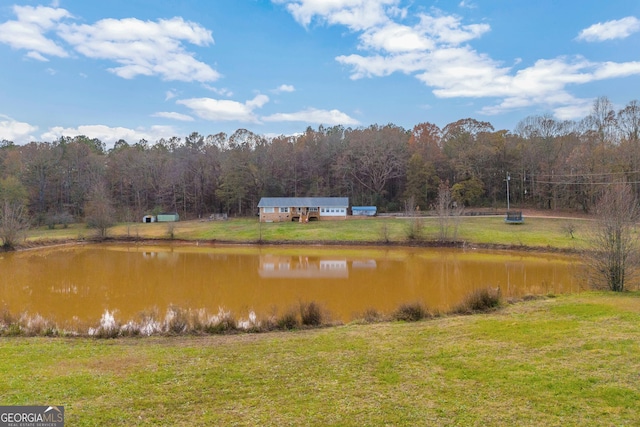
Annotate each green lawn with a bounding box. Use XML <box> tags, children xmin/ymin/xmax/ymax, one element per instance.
<box><xmin>24</xmin><ymin>215</ymin><xmax>591</xmax><ymax>251</ymax></box>
<box><xmin>12</xmin><ymin>214</ymin><xmax>633</xmax><ymax>426</ymax></box>
<box><xmin>1</xmin><ymin>292</ymin><xmax>639</xmax><ymax>426</ymax></box>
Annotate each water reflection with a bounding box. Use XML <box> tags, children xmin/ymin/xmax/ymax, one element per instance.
<box><xmin>0</xmin><ymin>244</ymin><xmax>584</xmax><ymax>326</ymax></box>
<box><xmin>259</xmin><ymin>255</ymin><xmax>349</xmax><ymax>278</ymax></box>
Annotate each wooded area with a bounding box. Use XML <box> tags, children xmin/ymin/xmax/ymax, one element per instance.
<box><xmin>1</xmin><ymin>96</ymin><xmax>639</xmax><ymax>224</ymax></box>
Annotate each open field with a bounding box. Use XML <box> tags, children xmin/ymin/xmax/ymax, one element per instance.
<box><xmin>10</xmin><ymin>214</ymin><xmax>637</xmax><ymax>425</ymax></box>
<box><xmin>23</xmin><ymin>214</ymin><xmax>592</xmax><ymax>251</ymax></box>
<box><xmin>1</xmin><ymin>292</ymin><xmax>639</xmax><ymax>426</ymax></box>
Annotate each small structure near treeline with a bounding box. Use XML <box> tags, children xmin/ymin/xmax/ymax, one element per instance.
<box><xmin>141</xmin><ymin>213</ymin><xmax>180</xmax><ymax>223</ymax></box>
<box><xmin>208</xmin><ymin>213</ymin><xmax>228</xmax><ymax>221</ymax></box>
<box><xmin>142</xmin><ymin>215</ymin><xmax>156</xmax><ymax>223</ymax></box>
<box><xmin>351</xmin><ymin>206</ymin><xmax>377</xmax><ymax>216</ymax></box>
<box><xmin>505</xmin><ymin>211</ymin><xmax>524</xmax><ymax>224</ymax></box>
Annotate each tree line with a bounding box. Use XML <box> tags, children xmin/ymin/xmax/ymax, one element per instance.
<box><xmin>1</xmin><ymin>96</ymin><xmax>639</xmax><ymax>227</ymax></box>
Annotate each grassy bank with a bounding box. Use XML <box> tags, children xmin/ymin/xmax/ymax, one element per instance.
<box><xmin>23</xmin><ymin>215</ymin><xmax>590</xmax><ymax>251</ymax></box>
<box><xmin>1</xmin><ymin>292</ymin><xmax>639</xmax><ymax>426</ymax></box>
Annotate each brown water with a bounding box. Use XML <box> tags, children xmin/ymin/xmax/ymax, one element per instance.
<box><xmin>0</xmin><ymin>244</ymin><xmax>583</xmax><ymax>327</ymax></box>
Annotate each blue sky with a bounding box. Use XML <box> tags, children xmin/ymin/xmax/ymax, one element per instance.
<box><xmin>1</xmin><ymin>0</ymin><xmax>640</xmax><ymax>147</ymax></box>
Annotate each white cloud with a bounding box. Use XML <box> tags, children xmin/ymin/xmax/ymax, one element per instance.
<box><xmin>360</xmin><ymin>22</ymin><xmax>433</xmax><ymax>52</ymax></box>
<box><xmin>275</xmin><ymin>0</ymin><xmax>399</xmax><ymax>31</ymax></box>
<box><xmin>577</xmin><ymin>16</ymin><xmax>640</xmax><ymax>42</ymax></box>
<box><xmin>551</xmin><ymin>101</ymin><xmax>594</xmax><ymax>121</ymax></box>
<box><xmin>0</xmin><ymin>5</ymin><xmax>70</xmax><ymax>58</ymax></box>
<box><xmin>274</xmin><ymin>84</ymin><xmax>295</xmax><ymax>93</ymax></box>
<box><xmin>337</xmin><ymin>51</ymin><xmax>430</xmax><ymax>78</ymax></box>
<box><xmin>203</xmin><ymin>85</ymin><xmax>234</xmax><ymax>97</ymax></box>
<box><xmin>26</xmin><ymin>51</ymin><xmax>50</xmax><ymax>62</ymax></box>
<box><xmin>41</xmin><ymin>124</ymin><xmax>178</xmax><ymax>148</ymax></box>
<box><xmin>177</xmin><ymin>94</ymin><xmax>269</xmax><ymax>122</ymax></box>
<box><xmin>0</xmin><ymin>115</ymin><xmax>39</xmax><ymax>144</ymax></box>
<box><xmin>592</xmin><ymin>61</ymin><xmax>640</xmax><ymax>79</ymax></box>
<box><xmin>0</xmin><ymin>6</ymin><xmax>219</xmax><ymax>82</ymax></box>
<box><xmin>57</xmin><ymin>17</ymin><xmax>219</xmax><ymax>82</ymax></box>
<box><xmin>417</xmin><ymin>14</ymin><xmax>490</xmax><ymax>46</ymax></box>
<box><xmin>280</xmin><ymin>2</ymin><xmax>640</xmax><ymax>122</ymax></box>
<box><xmin>152</xmin><ymin>112</ymin><xmax>194</xmax><ymax>122</ymax></box>
<box><xmin>165</xmin><ymin>90</ymin><xmax>178</xmax><ymax>101</ymax></box>
<box><xmin>247</xmin><ymin>94</ymin><xmax>270</xmax><ymax>109</ymax></box>
<box><xmin>263</xmin><ymin>108</ymin><xmax>360</xmax><ymax>125</ymax></box>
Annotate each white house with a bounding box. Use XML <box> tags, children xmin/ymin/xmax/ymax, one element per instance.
<box><xmin>257</xmin><ymin>197</ymin><xmax>349</xmax><ymax>222</ymax></box>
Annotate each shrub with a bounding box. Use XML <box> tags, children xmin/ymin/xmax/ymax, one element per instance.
<box><xmin>300</xmin><ymin>301</ymin><xmax>323</xmax><ymax>326</ymax></box>
<box><xmin>454</xmin><ymin>287</ymin><xmax>501</xmax><ymax>314</ymax></box>
<box><xmin>45</xmin><ymin>211</ymin><xmax>74</xmax><ymax>230</ymax></box>
<box><xmin>379</xmin><ymin>223</ymin><xmax>391</xmax><ymax>243</ymax></box>
<box><xmin>0</xmin><ymin>307</ymin><xmax>15</xmax><ymax>328</ymax></box>
<box><xmin>200</xmin><ymin>307</ymin><xmax>237</xmax><ymax>334</ymax></box>
<box><xmin>237</xmin><ymin>311</ymin><xmax>261</xmax><ymax>332</ymax></box>
<box><xmin>165</xmin><ymin>306</ymin><xmax>189</xmax><ymax>334</ymax></box>
<box><xmin>89</xmin><ymin>310</ymin><xmax>120</xmax><ymax>338</ymax></box>
<box><xmin>167</xmin><ymin>223</ymin><xmax>176</xmax><ymax>240</ymax></box>
<box><xmin>120</xmin><ymin>321</ymin><xmax>142</xmax><ymax>337</ymax></box>
<box><xmin>405</xmin><ymin>218</ymin><xmax>424</xmax><ymax>241</ymax></box>
<box><xmin>361</xmin><ymin>308</ymin><xmax>384</xmax><ymax>323</ymax></box>
<box><xmin>6</xmin><ymin>323</ymin><xmax>22</xmax><ymax>336</ymax></box>
<box><xmin>136</xmin><ymin>309</ymin><xmax>162</xmax><ymax>336</ymax></box>
<box><xmin>393</xmin><ymin>302</ymin><xmax>429</xmax><ymax>322</ymax></box>
<box><xmin>22</xmin><ymin>313</ymin><xmax>56</xmax><ymax>336</ymax></box>
<box><xmin>205</xmin><ymin>315</ymin><xmax>238</xmax><ymax>334</ymax></box>
<box><xmin>276</xmin><ymin>310</ymin><xmax>300</xmax><ymax>330</ymax></box>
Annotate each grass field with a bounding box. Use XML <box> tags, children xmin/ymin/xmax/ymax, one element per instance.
<box><xmin>1</xmin><ymin>292</ymin><xmax>639</xmax><ymax>426</ymax></box>
<box><xmin>24</xmin><ymin>214</ymin><xmax>591</xmax><ymax>251</ymax></box>
<box><xmin>10</xmin><ymin>214</ymin><xmax>637</xmax><ymax>425</ymax></box>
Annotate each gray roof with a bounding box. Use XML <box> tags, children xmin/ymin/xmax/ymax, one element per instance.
<box><xmin>258</xmin><ymin>197</ymin><xmax>349</xmax><ymax>208</ymax></box>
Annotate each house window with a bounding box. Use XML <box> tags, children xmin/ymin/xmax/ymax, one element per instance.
<box><xmin>280</xmin><ymin>207</ymin><xmax>289</xmax><ymax>213</ymax></box>
<box><xmin>321</xmin><ymin>208</ymin><xmax>325</xmax><ymax>213</ymax></box>
<box><xmin>309</xmin><ymin>207</ymin><xmax>318</xmax><ymax>212</ymax></box>
<box><xmin>263</xmin><ymin>207</ymin><xmax>274</xmax><ymax>214</ymax></box>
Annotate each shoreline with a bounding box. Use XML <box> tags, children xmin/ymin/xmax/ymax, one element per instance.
<box><xmin>10</xmin><ymin>235</ymin><xmax>582</xmax><ymax>254</ymax></box>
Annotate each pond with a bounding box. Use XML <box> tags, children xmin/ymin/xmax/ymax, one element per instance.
<box><xmin>0</xmin><ymin>244</ymin><xmax>583</xmax><ymax>330</ymax></box>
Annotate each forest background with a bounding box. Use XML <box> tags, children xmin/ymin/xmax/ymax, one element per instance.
<box><xmin>1</xmin><ymin>95</ymin><xmax>639</xmax><ymax>225</ymax></box>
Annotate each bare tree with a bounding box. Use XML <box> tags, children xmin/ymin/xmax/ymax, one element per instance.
<box><xmin>404</xmin><ymin>195</ymin><xmax>423</xmax><ymax>240</ymax></box>
<box><xmin>0</xmin><ymin>201</ymin><xmax>29</xmax><ymax>249</ymax></box>
<box><xmin>84</xmin><ymin>182</ymin><xmax>116</xmax><ymax>239</ymax></box>
<box><xmin>0</xmin><ymin>176</ymin><xmax>29</xmax><ymax>250</ymax></box>
<box><xmin>587</xmin><ymin>182</ymin><xmax>640</xmax><ymax>291</ymax></box>
<box><xmin>436</xmin><ymin>181</ymin><xmax>463</xmax><ymax>242</ymax></box>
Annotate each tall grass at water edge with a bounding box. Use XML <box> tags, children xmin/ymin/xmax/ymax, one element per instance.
<box><xmin>0</xmin><ymin>288</ymin><xmax>503</xmax><ymax>338</ymax></box>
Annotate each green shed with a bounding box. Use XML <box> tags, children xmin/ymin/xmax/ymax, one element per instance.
<box><xmin>156</xmin><ymin>213</ymin><xmax>180</xmax><ymax>222</ymax></box>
